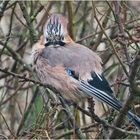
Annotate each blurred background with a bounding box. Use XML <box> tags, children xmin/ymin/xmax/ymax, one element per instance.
<box><xmin>0</xmin><ymin>1</ymin><xmax>140</xmax><ymax>139</ymax></box>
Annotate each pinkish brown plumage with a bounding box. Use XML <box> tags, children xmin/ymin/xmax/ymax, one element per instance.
<box><xmin>32</xmin><ymin>13</ymin><xmax>102</xmax><ymax>101</ymax></box>
<box><xmin>32</xmin><ymin>35</ymin><xmax>86</xmax><ymax>101</ymax></box>
<box><xmin>32</xmin><ymin>13</ymin><xmax>140</xmax><ymax>128</ymax></box>
<box><xmin>43</xmin><ymin>13</ymin><xmax>102</xmax><ymax>78</ymax></box>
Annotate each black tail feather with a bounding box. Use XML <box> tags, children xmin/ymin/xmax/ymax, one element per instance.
<box><xmin>80</xmin><ymin>80</ymin><xmax>140</xmax><ymax>128</ymax></box>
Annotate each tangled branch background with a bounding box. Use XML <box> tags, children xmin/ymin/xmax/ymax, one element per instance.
<box><xmin>0</xmin><ymin>1</ymin><xmax>140</xmax><ymax>139</ymax></box>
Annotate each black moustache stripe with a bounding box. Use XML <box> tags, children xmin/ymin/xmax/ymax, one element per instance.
<box><xmin>45</xmin><ymin>41</ymin><xmax>66</xmax><ymax>47</ymax></box>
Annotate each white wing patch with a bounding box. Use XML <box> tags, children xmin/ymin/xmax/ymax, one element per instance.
<box><xmin>95</xmin><ymin>73</ymin><xmax>103</xmax><ymax>81</ymax></box>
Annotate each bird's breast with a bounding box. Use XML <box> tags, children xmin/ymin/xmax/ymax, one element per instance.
<box><xmin>35</xmin><ymin>55</ymin><xmax>87</xmax><ymax>102</ymax></box>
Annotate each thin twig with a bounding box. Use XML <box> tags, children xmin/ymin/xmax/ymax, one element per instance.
<box><xmin>0</xmin><ymin>112</ymin><xmax>16</xmax><ymax>138</ymax></box>
<box><xmin>66</xmin><ymin>1</ymin><xmax>74</xmax><ymax>40</ymax></box>
<box><xmin>0</xmin><ymin>82</ymin><xmax>26</xmax><ymax>106</ymax></box>
<box><xmin>56</xmin><ymin>118</ymin><xmax>140</xmax><ymax>139</ymax></box>
<box><xmin>0</xmin><ymin>2</ymin><xmax>16</xmax><ymax>58</ymax></box>
<box><xmin>0</xmin><ymin>1</ymin><xmax>9</xmax><ymax>21</ymax></box>
<box><xmin>76</xmin><ymin>17</ymin><xmax>140</xmax><ymax>43</ymax></box>
<box><xmin>94</xmin><ymin>5</ymin><xmax>111</xmax><ymax>50</ymax></box>
<box><xmin>92</xmin><ymin>2</ymin><xmax>129</xmax><ymax>77</ymax></box>
<box><xmin>18</xmin><ymin>1</ymin><xmax>39</xmax><ymax>43</ymax></box>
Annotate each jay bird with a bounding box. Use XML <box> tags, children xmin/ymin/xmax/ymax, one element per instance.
<box><xmin>32</xmin><ymin>13</ymin><xmax>140</xmax><ymax>128</ymax></box>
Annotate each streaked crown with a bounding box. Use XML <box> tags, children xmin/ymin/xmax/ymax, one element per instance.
<box><xmin>44</xmin><ymin>14</ymin><xmax>68</xmax><ymax>46</ymax></box>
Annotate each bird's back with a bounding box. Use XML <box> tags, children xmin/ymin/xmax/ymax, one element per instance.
<box><xmin>41</xmin><ymin>42</ymin><xmax>102</xmax><ymax>80</ymax></box>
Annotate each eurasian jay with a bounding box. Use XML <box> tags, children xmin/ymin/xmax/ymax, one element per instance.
<box><xmin>32</xmin><ymin>13</ymin><xmax>140</xmax><ymax>128</ymax></box>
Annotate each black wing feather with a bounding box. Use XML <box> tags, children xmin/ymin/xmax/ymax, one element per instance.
<box><xmin>66</xmin><ymin>69</ymin><xmax>140</xmax><ymax>128</ymax></box>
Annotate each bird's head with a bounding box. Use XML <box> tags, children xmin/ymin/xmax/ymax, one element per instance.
<box><xmin>44</xmin><ymin>13</ymin><xmax>73</xmax><ymax>47</ymax></box>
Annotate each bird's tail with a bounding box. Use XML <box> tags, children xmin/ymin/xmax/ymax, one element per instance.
<box><xmin>127</xmin><ymin>111</ymin><xmax>140</xmax><ymax>128</ymax></box>
<box><xmin>80</xmin><ymin>80</ymin><xmax>140</xmax><ymax>128</ymax></box>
